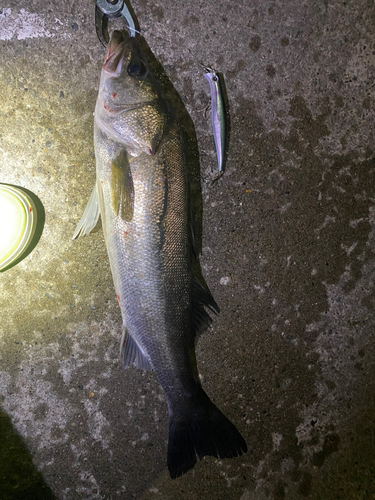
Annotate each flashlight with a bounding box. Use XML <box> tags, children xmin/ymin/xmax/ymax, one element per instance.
<box><xmin>0</xmin><ymin>184</ymin><xmax>38</xmax><ymax>271</ymax></box>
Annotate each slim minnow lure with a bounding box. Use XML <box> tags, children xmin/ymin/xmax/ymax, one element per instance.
<box><xmin>203</xmin><ymin>66</ymin><xmax>226</xmax><ymax>176</ymax></box>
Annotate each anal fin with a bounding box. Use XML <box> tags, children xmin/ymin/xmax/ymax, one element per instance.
<box><xmin>120</xmin><ymin>327</ymin><xmax>152</xmax><ymax>371</ymax></box>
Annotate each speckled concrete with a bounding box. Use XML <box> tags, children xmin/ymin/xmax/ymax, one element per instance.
<box><xmin>0</xmin><ymin>1</ymin><xmax>375</xmax><ymax>499</ymax></box>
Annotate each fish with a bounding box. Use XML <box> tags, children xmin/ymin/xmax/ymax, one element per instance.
<box><xmin>203</xmin><ymin>66</ymin><xmax>226</xmax><ymax>175</ymax></box>
<box><xmin>73</xmin><ymin>30</ymin><xmax>247</xmax><ymax>478</ymax></box>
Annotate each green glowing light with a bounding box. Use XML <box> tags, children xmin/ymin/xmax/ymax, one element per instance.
<box><xmin>0</xmin><ymin>185</ymin><xmax>37</xmax><ymax>271</ymax></box>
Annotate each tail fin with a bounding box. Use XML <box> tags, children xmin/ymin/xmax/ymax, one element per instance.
<box><xmin>167</xmin><ymin>391</ymin><xmax>247</xmax><ymax>479</ymax></box>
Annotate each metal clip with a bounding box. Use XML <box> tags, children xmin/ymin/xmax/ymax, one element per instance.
<box><xmin>95</xmin><ymin>0</ymin><xmax>136</xmax><ymax>46</ymax></box>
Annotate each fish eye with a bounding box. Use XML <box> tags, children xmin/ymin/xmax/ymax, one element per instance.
<box><xmin>127</xmin><ymin>61</ymin><xmax>148</xmax><ymax>78</ymax></box>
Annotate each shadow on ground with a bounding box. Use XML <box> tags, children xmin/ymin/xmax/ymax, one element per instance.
<box><xmin>0</xmin><ymin>408</ymin><xmax>55</xmax><ymax>500</ymax></box>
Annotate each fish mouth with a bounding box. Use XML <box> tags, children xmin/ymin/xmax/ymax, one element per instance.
<box><xmin>103</xmin><ymin>30</ymin><xmax>132</xmax><ymax>75</ymax></box>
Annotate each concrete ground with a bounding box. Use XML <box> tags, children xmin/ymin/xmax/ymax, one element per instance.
<box><xmin>0</xmin><ymin>0</ymin><xmax>374</xmax><ymax>498</ymax></box>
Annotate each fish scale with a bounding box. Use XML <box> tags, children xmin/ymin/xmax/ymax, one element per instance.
<box><xmin>73</xmin><ymin>29</ymin><xmax>247</xmax><ymax>478</ymax></box>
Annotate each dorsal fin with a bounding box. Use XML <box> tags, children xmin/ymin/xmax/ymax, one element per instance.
<box><xmin>191</xmin><ymin>278</ymin><xmax>220</xmax><ymax>341</ymax></box>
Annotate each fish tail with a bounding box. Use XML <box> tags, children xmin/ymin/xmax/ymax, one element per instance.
<box><xmin>167</xmin><ymin>390</ymin><xmax>247</xmax><ymax>479</ymax></box>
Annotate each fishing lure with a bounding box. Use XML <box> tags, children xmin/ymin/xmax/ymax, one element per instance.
<box><xmin>203</xmin><ymin>66</ymin><xmax>226</xmax><ymax>176</ymax></box>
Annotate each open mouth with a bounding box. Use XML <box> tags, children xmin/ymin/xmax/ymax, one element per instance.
<box><xmin>103</xmin><ymin>30</ymin><xmax>130</xmax><ymax>74</ymax></box>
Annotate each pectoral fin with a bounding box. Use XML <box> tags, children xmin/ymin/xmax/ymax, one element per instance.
<box><xmin>111</xmin><ymin>150</ymin><xmax>134</xmax><ymax>221</ymax></box>
<box><xmin>72</xmin><ymin>182</ymin><xmax>100</xmax><ymax>239</ymax></box>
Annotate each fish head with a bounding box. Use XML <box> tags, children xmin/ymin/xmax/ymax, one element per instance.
<box><xmin>102</xmin><ymin>30</ymin><xmax>156</xmax><ymax>105</ymax></box>
<box><xmin>95</xmin><ymin>30</ymin><xmax>167</xmax><ymax>156</ymax></box>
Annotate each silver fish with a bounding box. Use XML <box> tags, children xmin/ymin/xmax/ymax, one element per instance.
<box><xmin>73</xmin><ymin>30</ymin><xmax>246</xmax><ymax>478</ymax></box>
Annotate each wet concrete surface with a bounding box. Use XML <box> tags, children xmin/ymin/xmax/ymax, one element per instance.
<box><xmin>0</xmin><ymin>0</ymin><xmax>375</xmax><ymax>498</ymax></box>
